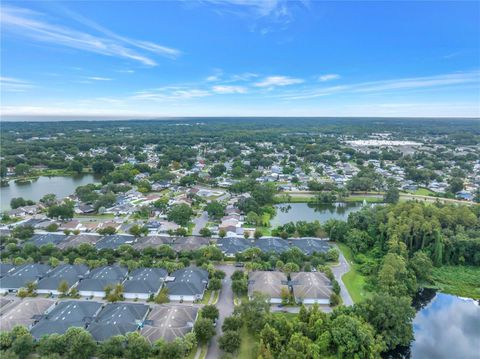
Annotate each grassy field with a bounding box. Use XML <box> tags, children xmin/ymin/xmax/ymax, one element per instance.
<box><xmin>413</xmin><ymin>187</ymin><xmax>435</xmax><ymax>196</ymax></box>
<box><xmin>237</xmin><ymin>326</ymin><xmax>258</xmax><ymax>359</ymax></box>
<box><xmin>337</xmin><ymin>243</ymin><xmax>371</xmax><ymax>303</ymax></box>
<box><xmin>344</xmin><ymin>196</ymin><xmax>384</xmax><ymax>203</ymax></box>
<box><xmin>430</xmin><ymin>265</ymin><xmax>480</xmax><ymax>299</ymax></box>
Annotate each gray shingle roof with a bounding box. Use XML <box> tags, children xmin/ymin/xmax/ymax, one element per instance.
<box><xmin>166</xmin><ymin>267</ymin><xmax>209</xmax><ymax>297</ymax></box>
<box><xmin>76</xmin><ymin>265</ymin><xmax>127</xmax><ymax>292</ymax></box>
<box><xmin>30</xmin><ymin>300</ymin><xmax>103</xmax><ymax>339</ymax></box>
<box><xmin>29</xmin><ymin>234</ymin><xmax>68</xmax><ymax>247</ymax></box>
<box><xmin>216</xmin><ymin>237</ymin><xmax>251</xmax><ymax>255</ymax></box>
<box><xmin>88</xmin><ymin>302</ymin><xmax>149</xmax><ymax>341</ymax></box>
<box><xmin>123</xmin><ymin>267</ymin><xmax>167</xmax><ymax>295</ymax></box>
<box><xmin>36</xmin><ymin>264</ymin><xmax>89</xmax><ymax>291</ymax></box>
<box><xmin>141</xmin><ymin>305</ymin><xmax>198</xmax><ymax>343</ymax></box>
<box><xmin>252</xmin><ymin>237</ymin><xmax>289</xmax><ymax>253</ymax></box>
<box><xmin>0</xmin><ymin>264</ymin><xmax>51</xmax><ymax>290</ymax></box>
<box><xmin>95</xmin><ymin>235</ymin><xmax>135</xmax><ymax>250</ymax></box>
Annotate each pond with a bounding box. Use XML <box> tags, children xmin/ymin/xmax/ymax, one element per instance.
<box><xmin>0</xmin><ymin>175</ymin><xmax>101</xmax><ymax>211</ymax></box>
<box><xmin>270</xmin><ymin>202</ymin><xmax>365</xmax><ymax>227</ymax></box>
<box><xmin>385</xmin><ymin>289</ymin><xmax>480</xmax><ymax>359</ymax></box>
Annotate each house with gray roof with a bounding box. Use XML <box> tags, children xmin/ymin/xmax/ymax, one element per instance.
<box><xmin>165</xmin><ymin>267</ymin><xmax>209</xmax><ymax>302</ymax></box>
<box><xmin>141</xmin><ymin>304</ymin><xmax>198</xmax><ymax>343</ymax></box>
<box><xmin>36</xmin><ymin>264</ymin><xmax>89</xmax><ymax>295</ymax></box>
<box><xmin>0</xmin><ymin>263</ymin><xmax>51</xmax><ymax>294</ymax></box>
<box><xmin>123</xmin><ymin>267</ymin><xmax>168</xmax><ymax>300</ymax></box>
<box><xmin>95</xmin><ymin>234</ymin><xmax>135</xmax><ymax>250</ymax></box>
<box><xmin>291</xmin><ymin>272</ymin><xmax>332</xmax><ymax>304</ymax></box>
<box><xmin>289</xmin><ymin>238</ymin><xmax>330</xmax><ymax>255</ymax></box>
<box><xmin>252</xmin><ymin>237</ymin><xmax>289</xmax><ymax>254</ymax></box>
<box><xmin>0</xmin><ymin>298</ymin><xmax>54</xmax><ymax>332</ymax></box>
<box><xmin>88</xmin><ymin>302</ymin><xmax>149</xmax><ymax>341</ymax></box>
<box><xmin>30</xmin><ymin>300</ymin><xmax>103</xmax><ymax>339</ymax></box>
<box><xmin>248</xmin><ymin>271</ymin><xmax>289</xmax><ymax>304</ymax></box>
<box><xmin>76</xmin><ymin>265</ymin><xmax>127</xmax><ymax>297</ymax></box>
<box><xmin>28</xmin><ymin>233</ymin><xmax>68</xmax><ymax>247</ymax></box>
<box><xmin>216</xmin><ymin>237</ymin><xmax>251</xmax><ymax>257</ymax></box>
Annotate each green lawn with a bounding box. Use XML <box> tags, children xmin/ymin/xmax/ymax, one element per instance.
<box><xmin>430</xmin><ymin>265</ymin><xmax>480</xmax><ymax>299</ymax></box>
<box><xmin>200</xmin><ymin>290</ymin><xmax>212</xmax><ymax>304</ymax></box>
<box><xmin>344</xmin><ymin>196</ymin><xmax>384</xmax><ymax>203</ymax></box>
<box><xmin>413</xmin><ymin>187</ymin><xmax>435</xmax><ymax>196</ymax></box>
<box><xmin>337</xmin><ymin>243</ymin><xmax>371</xmax><ymax>303</ymax></box>
<box><xmin>237</xmin><ymin>326</ymin><xmax>258</xmax><ymax>359</ymax></box>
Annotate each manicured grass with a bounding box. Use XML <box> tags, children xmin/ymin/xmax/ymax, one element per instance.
<box><xmin>430</xmin><ymin>265</ymin><xmax>480</xmax><ymax>299</ymax></box>
<box><xmin>413</xmin><ymin>187</ymin><xmax>435</xmax><ymax>196</ymax></box>
<box><xmin>211</xmin><ymin>290</ymin><xmax>220</xmax><ymax>305</ymax></box>
<box><xmin>237</xmin><ymin>326</ymin><xmax>258</xmax><ymax>359</ymax></box>
<box><xmin>337</xmin><ymin>243</ymin><xmax>371</xmax><ymax>303</ymax></box>
<box><xmin>200</xmin><ymin>290</ymin><xmax>212</xmax><ymax>304</ymax></box>
<box><xmin>274</xmin><ymin>195</ymin><xmax>312</xmax><ymax>203</ymax></box>
<box><xmin>344</xmin><ymin>196</ymin><xmax>384</xmax><ymax>203</ymax></box>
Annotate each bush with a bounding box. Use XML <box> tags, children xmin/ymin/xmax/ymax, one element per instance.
<box><xmin>219</xmin><ymin>330</ymin><xmax>241</xmax><ymax>354</ymax></box>
<box><xmin>330</xmin><ymin>292</ymin><xmax>340</xmax><ymax>307</ymax></box>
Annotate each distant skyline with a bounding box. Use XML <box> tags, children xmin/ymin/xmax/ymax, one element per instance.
<box><xmin>1</xmin><ymin>1</ymin><xmax>479</xmax><ymax>118</ymax></box>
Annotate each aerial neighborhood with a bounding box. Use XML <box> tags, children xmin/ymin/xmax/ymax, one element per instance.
<box><xmin>0</xmin><ymin>119</ymin><xmax>479</xmax><ymax>358</ymax></box>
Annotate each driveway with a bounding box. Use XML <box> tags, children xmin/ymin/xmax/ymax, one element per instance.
<box><xmin>331</xmin><ymin>244</ymin><xmax>354</xmax><ymax>306</ymax></box>
<box><xmin>192</xmin><ymin>211</ymin><xmax>209</xmax><ymax>236</ymax></box>
<box><xmin>205</xmin><ymin>264</ymin><xmax>236</xmax><ymax>359</ymax></box>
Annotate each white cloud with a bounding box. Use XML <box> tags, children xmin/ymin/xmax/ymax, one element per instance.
<box><xmin>255</xmin><ymin>75</ymin><xmax>303</xmax><ymax>87</ymax></box>
<box><xmin>0</xmin><ymin>76</ymin><xmax>34</xmax><ymax>92</ymax></box>
<box><xmin>132</xmin><ymin>87</ymin><xmax>211</xmax><ymax>101</ymax></box>
<box><xmin>212</xmin><ymin>85</ymin><xmax>247</xmax><ymax>94</ymax></box>
<box><xmin>318</xmin><ymin>74</ymin><xmax>340</xmax><ymax>82</ymax></box>
<box><xmin>0</xmin><ymin>5</ymin><xmax>180</xmax><ymax>66</ymax></box>
<box><xmin>282</xmin><ymin>71</ymin><xmax>480</xmax><ymax>100</ymax></box>
<box><xmin>87</xmin><ymin>77</ymin><xmax>112</xmax><ymax>81</ymax></box>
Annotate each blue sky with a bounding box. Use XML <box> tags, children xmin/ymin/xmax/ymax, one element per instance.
<box><xmin>1</xmin><ymin>0</ymin><xmax>479</xmax><ymax>118</ymax></box>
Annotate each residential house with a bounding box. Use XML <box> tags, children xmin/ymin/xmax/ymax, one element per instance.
<box><xmin>290</xmin><ymin>272</ymin><xmax>332</xmax><ymax>304</ymax></box>
<box><xmin>36</xmin><ymin>264</ymin><xmax>89</xmax><ymax>295</ymax></box>
<box><xmin>123</xmin><ymin>267</ymin><xmax>168</xmax><ymax>300</ymax></box>
<box><xmin>248</xmin><ymin>271</ymin><xmax>289</xmax><ymax>304</ymax></box>
<box><xmin>76</xmin><ymin>265</ymin><xmax>128</xmax><ymax>297</ymax></box>
<box><xmin>165</xmin><ymin>267</ymin><xmax>209</xmax><ymax>302</ymax></box>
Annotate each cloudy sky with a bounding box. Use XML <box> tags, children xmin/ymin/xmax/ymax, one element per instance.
<box><xmin>1</xmin><ymin>0</ymin><xmax>479</xmax><ymax>118</ymax></box>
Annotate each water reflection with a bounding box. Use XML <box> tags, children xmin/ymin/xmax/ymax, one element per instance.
<box><xmin>0</xmin><ymin>175</ymin><xmax>100</xmax><ymax>210</ymax></box>
<box><xmin>271</xmin><ymin>202</ymin><xmax>364</xmax><ymax>227</ymax></box>
<box><xmin>385</xmin><ymin>291</ymin><xmax>480</xmax><ymax>359</ymax></box>
<box><xmin>412</xmin><ymin>293</ymin><xmax>479</xmax><ymax>359</ymax></box>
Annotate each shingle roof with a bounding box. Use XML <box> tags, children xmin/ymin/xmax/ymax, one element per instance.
<box><xmin>0</xmin><ymin>264</ymin><xmax>51</xmax><ymax>290</ymax></box>
<box><xmin>252</xmin><ymin>237</ymin><xmax>289</xmax><ymax>254</ymax></box>
<box><xmin>29</xmin><ymin>234</ymin><xmax>68</xmax><ymax>247</ymax></box>
<box><xmin>141</xmin><ymin>305</ymin><xmax>198</xmax><ymax>342</ymax></box>
<box><xmin>290</xmin><ymin>272</ymin><xmax>332</xmax><ymax>300</ymax></box>
<box><xmin>36</xmin><ymin>264</ymin><xmax>89</xmax><ymax>290</ymax></box>
<box><xmin>166</xmin><ymin>267</ymin><xmax>208</xmax><ymax>297</ymax></box>
<box><xmin>88</xmin><ymin>302</ymin><xmax>149</xmax><ymax>341</ymax></box>
<box><xmin>289</xmin><ymin>238</ymin><xmax>330</xmax><ymax>255</ymax></box>
<box><xmin>76</xmin><ymin>265</ymin><xmax>127</xmax><ymax>292</ymax></box>
<box><xmin>217</xmin><ymin>237</ymin><xmax>251</xmax><ymax>255</ymax></box>
<box><xmin>30</xmin><ymin>300</ymin><xmax>103</xmax><ymax>338</ymax></box>
<box><xmin>248</xmin><ymin>271</ymin><xmax>288</xmax><ymax>299</ymax></box>
<box><xmin>95</xmin><ymin>234</ymin><xmax>135</xmax><ymax>250</ymax></box>
<box><xmin>123</xmin><ymin>268</ymin><xmax>167</xmax><ymax>295</ymax></box>
<box><xmin>0</xmin><ymin>298</ymin><xmax>54</xmax><ymax>332</ymax></box>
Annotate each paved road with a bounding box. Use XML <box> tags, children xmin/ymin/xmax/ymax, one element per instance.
<box><xmin>192</xmin><ymin>211</ymin><xmax>209</xmax><ymax>236</ymax></box>
<box><xmin>331</xmin><ymin>244</ymin><xmax>354</xmax><ymax>306</ymax></box>
<box><xmin>206</xmin><ymin>264</ymin><xmax>236</xmax><ymax>359</ymax></box>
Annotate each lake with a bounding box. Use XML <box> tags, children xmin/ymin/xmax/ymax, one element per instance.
<box><xmin>270</xmin><ymin>202</ymin><xmax>365</xmax><ymax>227</ymax></box>
<box><xmin>385</xmin><ymin>290</ymin><xmax>480</xmax><ymax>358</ymax></box>
<box><xmin>0</xmin><ymin>175</ymin><xmax>100</xmax><ymax>211</ymax></box>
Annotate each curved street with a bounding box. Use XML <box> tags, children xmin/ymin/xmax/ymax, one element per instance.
<box><xmin>331</xmin><ymin>244</ymin><xmax>354</xmax><ymax>306</ymax></box>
